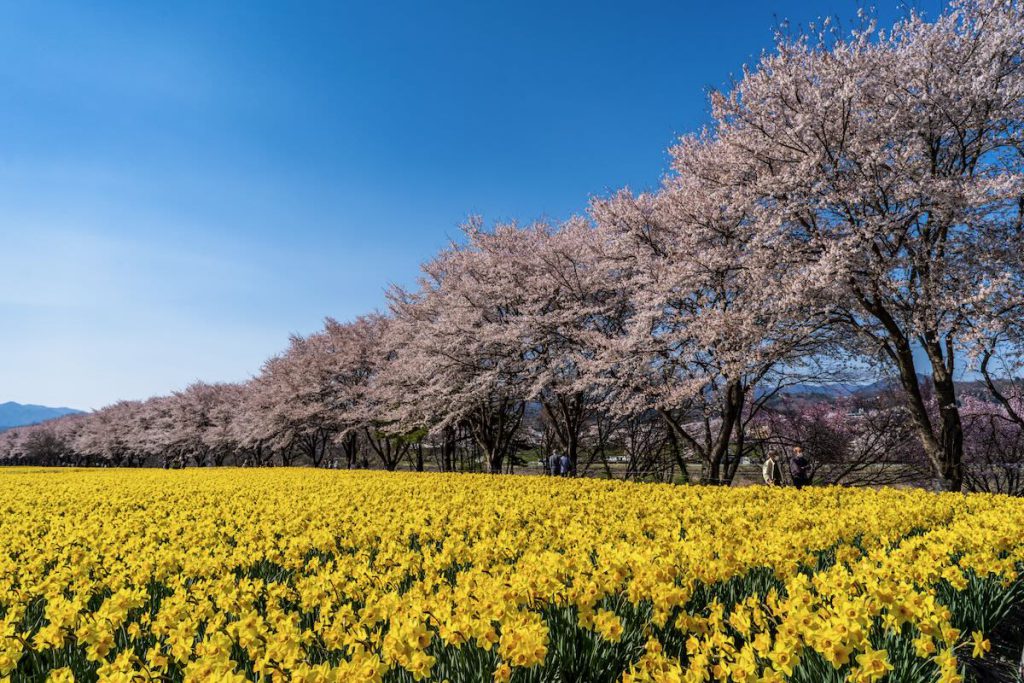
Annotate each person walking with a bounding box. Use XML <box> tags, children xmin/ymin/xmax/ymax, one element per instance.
<box><xmin>559</xmin><ymin>453</ymin><xmax>571</xmax><ymax>477</ymax></box>
<box><xmin>762</xmin><ymin>454</ymin><xmax>783</xmax><ymax>486</ymax></box>
<box><xmin>548</xmin><ymin>452</ymin><xmax>561</xmax><ymax>476</ymax></box>
<box><xmin>789</xmin><ymin>447</ymin><xmax>812</xmax><ymax>489</ymax></box>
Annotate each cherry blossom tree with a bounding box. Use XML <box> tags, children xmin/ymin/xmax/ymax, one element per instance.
<box><xmin>231</xmin><ymin>381</ymin><xmax>280</xmax><ymax>467</ymax></box>
<box><xmin>130</xmin><ymin>396</ymin><xmax>176</xmax><ymax>467</ymax></box>
<box><xmin>520</xmin><ymin>219</ymin><xmax>631</xmax><ymax>472</ymax></box>
<box><xmin>385</xmin><ymin>221</ymin><xmax>532</xmax><ymax>473</ymax></box>
<box><xmin>591</xmin><ymin>136</ymin><xmax>832</xmax><ymax>485</ymax></box>
<box><xmin>166</xmin><ymin>384</ymin><xmax>219</xmax><ymax>466</ymax></box>
<box><xmin>200</xmin><ymin>383</ymin><xmax>247</xmax><ymax>466</ymax></box>
<box><xmin>72</xmin><ymin>400</ymin><xmax>147</xmax><ymax>466</ymax></box>
<box><xmin>239</xmin><ymin>314</ymin><xmax>401</xmax><ymax>468</ymax></box>
<box><xmin>249</xmin><ymin>334</ymin><xmax>337</xmax><ymax>467</ymax></box>
<box><xmin>328</xmin><ymin>314</ymin><xmax>413</xmax><ymax>471</ymax></box>
<box><xmin>0</xmin><ymin>429</ymin><xmax>17</xmax><ymax>464</ymax></box>
<box><xmin>1</xmin><ymin>413</ymin><xmax>88</xmax><ymax>466</ymax></box>
<box><xmin>695</xmin><ymin>0</ymin><xmax>1024</xmax><ymax>489</ymax></box>
<box><xmin>608</xmin><ymin>412</ymin><xmax>676</xmax><ymax>482</ymax></box>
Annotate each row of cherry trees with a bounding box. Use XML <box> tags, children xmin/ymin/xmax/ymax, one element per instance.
<box><xmin>2</xmin><ymin>0</ymin><xmax>1022</xmax><ymax>491</ymax></box>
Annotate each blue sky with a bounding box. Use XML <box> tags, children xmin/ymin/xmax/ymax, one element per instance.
<box><xmin>0</xmin><ymin>0</ymin><xmax>942</xmax><ymax>410</ymax></box>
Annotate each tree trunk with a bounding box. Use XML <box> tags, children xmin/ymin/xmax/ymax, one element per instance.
<box><xmin>488</xmin><ymin>452</ymin><xmax>503</xmax><ymax>474</ymax></box>
<box><xmin>703</xmin><ymin>381</ymin><xmax>743</xmax><ymax>486</ymax></box>
<box><xmin>662</xmin><ymin>380</ymin><xmax>744</xmax><ymax>486</ymax></box>
<box><xmin>364</xmin><ymin>428</ymin><xmax>408</xmax><ymax>471</ymax></box>
<box><xmin>469</xmin><ymin>398</ymin><xmax>524</xmax><ymax>474</ymax></box>
<box><xmin>341</xmin><ymin>432</ymin><xmax>359</xmax><ymax>469</ymax></box>
<box><xmin>929</xmin><ymin>357</ymin><xmax>965</xmax><ymax>492</ymax></box>
<box><xmin>542</xmin><ymin>394</ymin><xmax>586</xmax><ymax>473</ymax></box>
<box><xmin>856</xmin><ymin>294</ymin><xmax>964</xmax><ymax>491</ymax></box>
<box><xmin>441</xmin><ymin>427</ymin><xmax>456</xmax><ymax>472</ymax></box>
<box><xmin>661</xmin><ymin>417</ymin><xmax>690</xmax><ymax>483</ymax></box>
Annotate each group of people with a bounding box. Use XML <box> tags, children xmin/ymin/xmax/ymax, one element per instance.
<box><xmin>762</xmin><ymin>447</ymin><xmax>813</xmax><ymax>489</ymax></box>
<box><xmin>547</xmin><ymin>452</ymin><xmax>573</xmax><ymax>477</ymax></box>
<box><xmin>542</xmin><ymin>448</ymin><xmax>811</xmax><ymax>486</ymax></box>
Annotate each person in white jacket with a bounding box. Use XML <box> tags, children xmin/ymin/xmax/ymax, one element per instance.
<box><xmin>762</xmin><ymin>454</ymin><xmax>783</xmax><ymax>486</ymax></box>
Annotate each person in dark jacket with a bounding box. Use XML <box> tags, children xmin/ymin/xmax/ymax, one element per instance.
<box><xmin>789</xmin><ymin>447</ymin><xmax>812</xmax><ymax>489</ymax></box>
<box><xmin>559</xmin><ymin>453</ymin><xmax>571</xmax><ymax>477</ymax></box>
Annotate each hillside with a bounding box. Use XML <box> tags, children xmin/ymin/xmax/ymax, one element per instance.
<box><xmin>0</xmin><ymin>402</ymin><xmax>82</xmax><ymax>431</ymax></box>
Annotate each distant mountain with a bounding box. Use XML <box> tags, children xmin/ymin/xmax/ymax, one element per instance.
<box><xmin>778</xmin><ymin>374</ymin><xmax>997</xmax><ymax>401</ymax></box>
<box><xmin>780</xmin><ymin>380</ymin><xmax>895</xmax><ymax>398</ymax></box>
<box><xmin>0</xmin><ymin>402</ymin><xmax>83</xmax><ymax>431</ymax></box>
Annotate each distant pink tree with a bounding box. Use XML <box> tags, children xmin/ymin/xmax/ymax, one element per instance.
<box><xmin>387</xmin><ymin>216</ymin><xmax>634</xmax><ymax>473</ymax></box>
<box><xmin>200</xmin><ymin>383</ymin><xmax>247</xmax><ymax>465</ymax></box>
<box><xmin>240</xmin><ymin>313</ymin><xmax>409</xmax><ymax>469</ymax></box>
<box><xmin>0</xmin><ymin>429</ymin><xmax>17</xmax><ymax>463</ymax></box>
<box><xmin>522</xmin><ymin>219</ymin><xmax>633</xmax><ymax>473</ymax></box>
<box><xmin>232</xmin><ymin>379</ymin><xmax>284</xmax><ymax>466</ymax></box>
<box><xmin>755</xmin><ymin>396</ymin><xmax>930</xmax><ymax>487</ymax></box>
<box><xmin>385</xmin><ymin>221</ymin><xmax>533</xmax><ymax>473</ymax></box>
<box><xmin>244</xmin><ymin>335</ymin><xmax>338</xmax><ymax>466</ymax></box>
<box><xmin>0</xmin><ymin>413</ymin><xmax>87</xmax><ymax>466</ymax></box>
<box><xmin>328</xmin><ymin>314</ymin><xmax>412</xmax><ymax>471</ymax></box>
<box><xmin>960</xmin><ymin>393</ymin><xmax>1024</xmax><ymax>495</ymax></box>
<box><xmin>979</xmin><ymin>330</ymin><xmax>1024</xmax><ymax>433</ymax></box>
<box><xmin>72</xmin><ymin>400</ymin><xmax>146</xmax><ymax>466</ymax></box>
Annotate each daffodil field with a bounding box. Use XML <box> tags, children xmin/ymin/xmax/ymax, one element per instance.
<box><xmin>1</xmin><ymin>470</ymin><xmax>1023</xmax><ymax>682</ymax></box>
